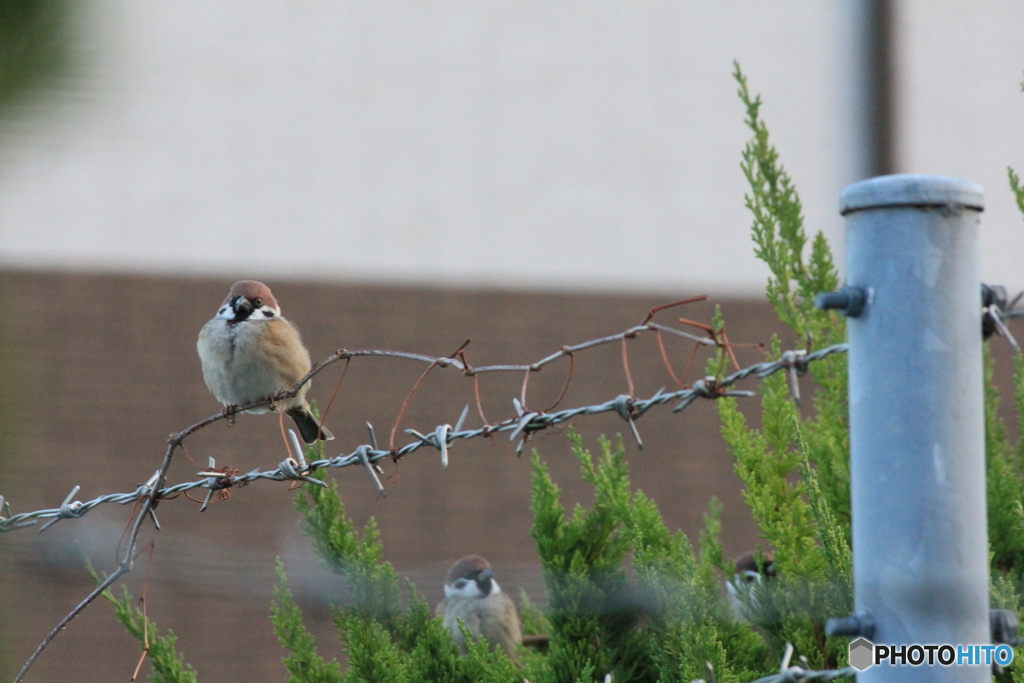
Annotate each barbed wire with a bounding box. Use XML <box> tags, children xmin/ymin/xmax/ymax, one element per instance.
<box><xmin>983</xmin><ymin>283</ymin><xmax>1024</xmax><ymax>351</ymax></box>
<box><xmin>742</xmin><ymin>665</ymin><xmax>855</xmax><ymax>683</ymax></box>
<box><xmin>4</xmin><ymin>297</ymin><xmax>851</xmax><ymax>683</ymax></box>
<box><xmin>689</xmin><ymin>644</ymin><xmax>855</xmax><ymax>683</ymax></box>
<box><xmin>0</xmin><ymin>342</ymin><xmax>847</xmax><ymax>534</ymax></box>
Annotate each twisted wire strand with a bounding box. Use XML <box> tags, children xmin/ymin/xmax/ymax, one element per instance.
<box><xmin>0</xmin><ymin>343</ymin><xmax>847</xmax><ymax>533</ymax></box>
<box><xmin>744</xmin><ymin>666</ymin><xmax>856</xmax><ymax>683</ymax></box>
<box><xmin>689</xmin><ymin>642</ymin><xmax>856</xmax><ymax>683</ymax></box>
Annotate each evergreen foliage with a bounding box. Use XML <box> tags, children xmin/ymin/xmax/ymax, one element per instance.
<box><xmin>986</xmin><ymin>351</ymin><xmax>1024</xmax><ymax>576</ymax></box>
<box><xmin>272</xmin><ymin>559</ymin><xmax>343</xmax><ymax>683</ymax></box>
<box><xmin>292</xmin><ymin>474</ymin><xmax>405</xmax><ymax>631</ymax></box>
<box><xmin>994</xmin><ymin>78</ymin><xmax>1024</xmax><ymax>624</ymax></box>
<box><xmin>734</xmin><ymin>63</ymin><xmax>850</xmax><ymax>532</ymax></box>
<box><xmin>975</xmin><ymin>72</ymin><xmax>1024</xmax><ymax>683</ymax></box>
<box><xmin>720</xmin><ymin>63</ymin><xmax>852</xmax><ymax>670</ymax></box>
<box><xmin>529</xmin><ymin>433</ymin><xmax>649</xmax><ymax>682</ymax></box>
<box><xmin>985</xmin><ymin>153</ymin><xmax>1024</xmax><ymax>680</ymax></box>
<box><xmin>87</xmin><ymin>564</ymin><xmax>198</xmax><ymax>683</ymax></box>
<box><xmin>270</xmin><ymin>467</ymin><xmax>525</xmax><ymax>683</ymax></box>
<box><xmin>518</xmin><ymin>589</ymin><xmax>552</xmax><ymax>639</ymax></box>
<box><xmin>265</xmin><ymin>433</ymin><xmax>768</xmax><ymax>683</ymax></box>
<box><xmin>1010</xmin><ymin>168</ymin><xmax>1024</xmax><ymax>221</ymax></box>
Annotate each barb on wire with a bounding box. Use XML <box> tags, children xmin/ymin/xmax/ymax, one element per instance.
<box><xmin>983</xmin><ymin>283</ymin><xmax>1024</xmax><ymax>351</ymax></box>
<box><xmin>356</xmin><ymin>445</ymin><xmax>387</xmax><ymax>497</ymax></box>
<box><xmin>278</xmin><ymin>430</ymin><xmax>328</xmax><ymax>491</ymax></box>
<box><xmin>777</xmin><ymin>349</ymin><xmax>808</xmax><ymax>407</ymax></box>
<box><xmin>614</xmin><ymin>394</ymin><xmax>645</xmax><ymax>450</ymax></box>
<box><xmin>0</xmin><ymin>343</ymin><xmax>848</xmax><ymax>534</ymax></box>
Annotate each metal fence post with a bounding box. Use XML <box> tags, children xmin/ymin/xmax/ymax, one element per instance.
<box><xmin>829</xmin><ymin>174</ymin><xmax>988</xmax><ymax>681</ymax></box>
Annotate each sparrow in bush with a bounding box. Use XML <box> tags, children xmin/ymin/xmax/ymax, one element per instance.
<box><xmin>436</xmin><ymin>554</ymin><xmax>522</xmax><ymax>662</ymax></box>
<box><xmin>197</xmin><ymin>280</ymin><xmax>333</xmax><ymax>443</ymax></box>
<box><xmin>727</xmin><ymin>549</ymin><xmax>775</xmax><ymax>620</ymax></box>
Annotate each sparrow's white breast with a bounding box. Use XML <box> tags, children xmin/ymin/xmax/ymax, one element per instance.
<box><xmin>441</xmin><ymin>594</ymin><xmax>485</xmax><ymax>643</ymax></box>
<box><xmin>197</xmin><ymin>317</ymin><xmax>308</xmax><ymax>412</ymax></box>
<box><xmin>440</xmin><ymin>589</ymin><xmax>521</xmax><ymax>661</ymax></box>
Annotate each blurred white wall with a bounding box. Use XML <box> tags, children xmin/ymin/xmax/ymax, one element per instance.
<box><xmin>1</xmin><ymin>1</ymin><xmax>1019</xmax><ymax>296</ymax></box>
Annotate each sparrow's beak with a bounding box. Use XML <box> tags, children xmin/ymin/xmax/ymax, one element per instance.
<box><xmin>478</xmin><ymin>569</ymin><xmax>493</xmax><ymax>581</ymax></box>
<box><xmin>233</xmin><ymin>296</ymin><xmax>253</xmax><ymax>314</ymax></box>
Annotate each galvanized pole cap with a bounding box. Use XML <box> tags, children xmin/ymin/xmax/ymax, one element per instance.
<box><xmin>840</xmin><ymin>174</ymin><xmax>984</xmax><ymax>215</ymax></box>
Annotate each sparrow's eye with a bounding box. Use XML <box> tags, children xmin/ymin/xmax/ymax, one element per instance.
<box><xmin>454</xmin><ymin>579</ymin><xmax>468</xmax><ymax>589</ymax></box>
<box><xmin>253</xmin><ymin>298</ymin><xmax>262</xmax><ymax>307</ymax></box>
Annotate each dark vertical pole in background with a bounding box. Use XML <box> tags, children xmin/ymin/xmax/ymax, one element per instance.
<box><xmin>864</xmin><ymin>0</ymin><xmax>896</xmax><ymax>176</ymax></box>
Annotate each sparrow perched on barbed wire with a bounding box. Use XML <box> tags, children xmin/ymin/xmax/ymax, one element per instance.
<box><xmin>436</xmin><ymin>554</ymin><xmax>522</xmax><ymax>663</ymax></box>
<box><xmin>197</xmin><ymin>280</ymin><xmax>334</xmax><ymax>443</ymax></box>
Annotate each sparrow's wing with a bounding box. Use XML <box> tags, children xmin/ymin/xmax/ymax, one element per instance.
<box><xmin>261</xmin><ymin>318</ymin><xmax>313</xmax><ymax>388</ymax></box>
<box><xmin>477</xmin><ymin>592</ymin><xmax>522</xmax><ymax>662</ymax></box>
<box><xmin>501</xmin><ymin>592</ymin><xmax>523</xmax><ymax>645</ymax></box>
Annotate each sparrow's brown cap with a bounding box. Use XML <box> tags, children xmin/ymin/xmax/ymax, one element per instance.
<box><xmin>734</xmin><ymin>550</ymin><xmax>775</xmax><ymax>576</ymax></box>
<box><xmin>224</xmin><ymin>280</ymin><xmax>278</xmax><ymax>310</ymax></box>
<box><xmin>445</xmin><ymin>554</ymin><xmax>492</xmax><ymax>584</ymax></box>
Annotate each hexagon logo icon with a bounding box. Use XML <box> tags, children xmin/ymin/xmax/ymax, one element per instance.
<box><xmin>849</xmin><ymin>637</ymin><xmax>874</xmax><ymax>671</ymax></box>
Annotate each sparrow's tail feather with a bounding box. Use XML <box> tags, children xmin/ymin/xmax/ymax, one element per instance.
<box><xmin>288</xmin><ymin>408</ymin><xmax>335</xmax><ymax>443</ymax></box>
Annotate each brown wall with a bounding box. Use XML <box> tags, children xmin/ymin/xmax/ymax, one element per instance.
<box><xmin>0</xmin><ymin>271</ymin><xmax>849</xmax><ymax>680</ymax></box>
